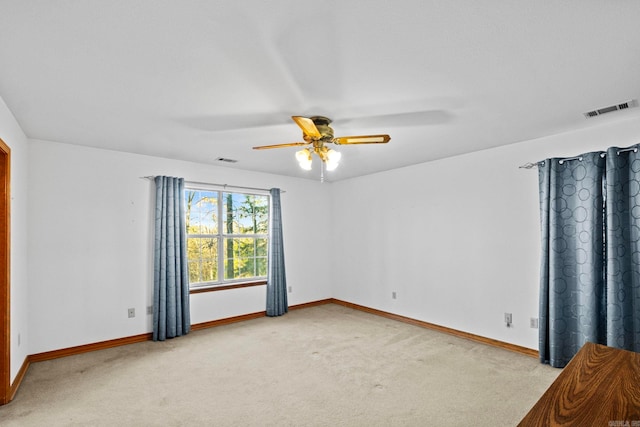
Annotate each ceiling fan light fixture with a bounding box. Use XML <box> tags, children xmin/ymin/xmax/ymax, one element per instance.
<box><xmin>325</xmin><ymin>149</ymin><xmax>341</xmax><ymax>171</ymax></box>
<box><xmin>253</xmin><ymin>116</ymin><xmax>390</xmax><ymax>178</ymax></box>
<box><xmin>295</xmin><ymin>148</ymin><xmax>312</xmax><ymax>171</ymax></box>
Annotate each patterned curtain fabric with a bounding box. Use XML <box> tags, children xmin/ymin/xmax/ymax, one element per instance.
<box><xmin>538</xmin><ymin>152</ymin><xmax>606</xmax><ymax>367</ymax></box>
<box><xmin>538</xmin><ymin>146</ymin><xmax>640</xmax><ymax>367</ymax></box>
<box><xmin>605</xmin><ymin>147</ymin><xmax>640</xmax><ymax>352</ymax></box>
<box><xmin>153</xmin><ymin>176</ymin><xmax>190</xmax><ymax>341</ymax></box>
<box><xmin>266</xmin><ymin>188</ymin><xmax>288</xmax><ymax>317</ymax></box>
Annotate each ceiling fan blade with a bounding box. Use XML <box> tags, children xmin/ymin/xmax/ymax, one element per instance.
<box><xmin>291</xmin><ymin>116</ymin><xmax>321</xmax><ymax>139</ymax></box>
<box><xmin>252</xmin><ymin>142</ymin><xmax>309</xmax><ymax>150</ymax></box>
<box><xmin>333</xmin><ymin>134</ymin><xmax>391</xmax><ymax>145</ymax></box>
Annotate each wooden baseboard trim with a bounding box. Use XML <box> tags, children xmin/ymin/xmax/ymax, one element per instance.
<box><xmin>9</xmin><ymin>357</ymin><xmax>29</xmax><ymax>401</ymax></box>
<box><xmin>329</xmin><ymin>299</ymin><xmax>539</xmax><ymax>358</ymax></box>
<box><xmin>190</xmin><ymin>299</ymin><xmax>334</xmax><ymax>331</ymax></box>
<box><xmin>29</xmin><ymin>333</ymin><xmax>153</xmax><ymax>364</ymax></box>
<box><xmin>289</xmin><ymin>298</ymin><xmax>334</xmax><ymax>311</ymax></box>
<box><xmin>190</xmin><ymin>311</ymin><xmax>265</xmax><ymax>331</ymax></box>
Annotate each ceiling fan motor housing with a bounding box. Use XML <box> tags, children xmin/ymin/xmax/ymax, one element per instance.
<box><xmin>309</xmin><ymin>116</ymin><xmax>334</xmax><ymax>141</ymax></box>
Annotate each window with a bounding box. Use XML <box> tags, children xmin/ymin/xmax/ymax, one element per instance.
<box><xmin>185</xmin><ymin>188</ymin><xmax>268</xmax><ymax>288</ymax></box>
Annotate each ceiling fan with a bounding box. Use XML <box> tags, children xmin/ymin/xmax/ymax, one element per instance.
<box><xmin>253</xmin><ymin>116</ymin><xmax>390</xmax><ymax>175</ymax></box>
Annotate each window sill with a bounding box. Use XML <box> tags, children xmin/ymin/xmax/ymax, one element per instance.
<box><xmin>189</xmin><ymin>280</ymin><xmax>267</xmax><ymax>294</ymax></box>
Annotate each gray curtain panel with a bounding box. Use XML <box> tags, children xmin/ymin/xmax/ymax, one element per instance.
<box><xmin>266</xmin><ymin>188</ymin><xmax>288</xmax><ymax>317</ymax></box>
<box><xmin>538</xmin><ymin>152</ymin><xmax>606</xmax><ymax>368</ymax></box>
<box><xmin>539</xmin><ymin>146</ymin><xmax>640</xmax><ymax>367</ymax></box>
<box><xmin>605</xmin><ymin>147</ymin><xmax>640</xmax><ymax>352</ymax></box>
<box><xmin>153</xmin><ymin>176</ymin><xmax>191</xmax><ymax>341</ymax></box>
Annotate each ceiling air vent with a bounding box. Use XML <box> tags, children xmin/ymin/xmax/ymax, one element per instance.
<box><xmin>584</xmin><ymin>99</ymin><xmax>638</xmax><ymax>119</ymax></box>
<box><xmin>216</xmin><ymin>157</ymin><xmax>238</xmax><ymax>163</ymax></box>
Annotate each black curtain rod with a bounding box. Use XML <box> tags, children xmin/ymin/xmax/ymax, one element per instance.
<box><xmin>519</xmin><ymin>146</ymin><xmax>639</xmax><ymax>169</ymax></box>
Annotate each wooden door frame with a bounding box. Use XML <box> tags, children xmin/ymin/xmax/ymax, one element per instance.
<box><xmin>0</xmin><ymin>138</ymin><xmax>10</xmax><ymax>405</ymax></box>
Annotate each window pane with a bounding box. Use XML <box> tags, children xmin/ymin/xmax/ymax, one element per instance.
<box><xmin>223</xmin><ymin>237</ymin><xmax>267</xmax><ymax>280</ymax></box>
<box><xmin>187</xmin><ymin>237</ymin><xmax>218</xmax><ymax>283</ymax></box>
<box><xmin>223</xmin><ymin>193</ymin><xmax>268</xmax><ymax>235</ymax></box>
<box><xmin>256</xmin><ymin>256</ymin><xmax>267</xmax><ymax>276</ymax></box>
<box><xmin>185</xmin><ymin>190</ymin><xmax>218</xmax><ymax>235</ymax></box>
<box><xmin>256</xmin><ymin>237</ymin><xmax>267</xmax><ymax>257</ymax></box>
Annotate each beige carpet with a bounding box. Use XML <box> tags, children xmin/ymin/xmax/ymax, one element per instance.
<box><xmin>0</xmin><ymin>304</ymin><xmax>559</xmax><ymax>426</ymax></box>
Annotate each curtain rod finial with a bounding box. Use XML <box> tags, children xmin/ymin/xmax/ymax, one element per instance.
<box><xmin>519</xmin><ymin>162</ymin><xmax>537</xmax><ymax>169</ymax></box>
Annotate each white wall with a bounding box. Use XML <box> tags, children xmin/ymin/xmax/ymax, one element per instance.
<box><xmin>20</xmin><ymin>110</ymin><xmax>640</xmax><ymax>356</ymax></box>
<box><xmin>27</xmin><ymin>140</ymin><xmax>332</xmax><ymax>354</ymax></box>
<box><xmin>0</xmin><ymin>96</ymin><xmax>30</xmax><ymax>383</ymax></box>
<box><xmin>330</xmin><ymin>115</ymin><xmax>640</xmax><ymax>350</ymax></box>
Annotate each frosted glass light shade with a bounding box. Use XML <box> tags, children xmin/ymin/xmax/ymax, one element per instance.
<box><xmin>295</xmin><ymin>149</ymin><xmax>312</xmax><ymax>170</ymax></box>
<box><xmin>325</xmin><ymin>149</ymin><xmax>341</xmax><ymax>171</ymax></box>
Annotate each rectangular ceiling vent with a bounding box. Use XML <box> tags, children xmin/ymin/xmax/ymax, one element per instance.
<box><xmin>216</xmin><ymin>157</ymin><xmax>238</xmax><ymax>163</ymax></box>
<box><xmin>584</xmin><ymin>99</ymin><xmax>638</xmax><ymax>119</ymax></box>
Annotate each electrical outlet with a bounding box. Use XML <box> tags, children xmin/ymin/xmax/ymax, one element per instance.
<box><xmin>530</xmin><ymin>317</ymin><xmax>539</xmax><ymax>329</ymax></box>
<box><xmin>288</xmin><ymin>286</ymin><xmax>292</xmax><ymax>293</ymax></box>
<box><xmin>128</xmin><ymin>308</ymin><xmax>135</xmax><ymax>318</ymax></box>
<box><xmin>147</xmin><ymin>305</ymin><xmax>153</xmax><ymax>315</ymax></box>
<box><xmin>504</xmin><ymin>312</ymin><xmax>512</xmax><ymax>327</ymax></box>
<box><xmin>392</xmin><ymin>291</ymin><xmax>397</xmax><ymax>299</ymax></box>
<box><xmin>17</xmin><ymin>333</ymin><xmax>20</xmax><ymax>346</ymax></box>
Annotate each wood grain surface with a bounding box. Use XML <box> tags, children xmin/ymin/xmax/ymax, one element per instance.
<box><xmin>519</xmin><ymin>342</ymin><xmax>640</xmax><ymax>426</ymax></box>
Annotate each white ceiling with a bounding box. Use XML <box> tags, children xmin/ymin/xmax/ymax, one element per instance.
<box><xmin>2</xmin><ymin>1</ymin><xmax>640</xmax><ymax>181</ymax></box>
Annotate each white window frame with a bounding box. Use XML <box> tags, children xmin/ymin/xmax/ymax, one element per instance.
<box><xmin>185</xmin><ymin>184</ymin><xmax>269</xmax><ymax>290</ymax></box>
